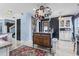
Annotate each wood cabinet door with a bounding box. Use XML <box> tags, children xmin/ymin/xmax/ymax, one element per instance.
<box><xmin>33</xmin><ymin>34</ymin><xmax>51</xmax><ymax>48</ymax></box>
<box><xmin>43</xmin><ymin>36</ymin><xmax>51</xmax><ymax>47</ymax></box>
<box><xmin>33</xmin><ymin>35</ymin><xmax>43</xmax><ymax>45</ymax></box>
<box><xmin>38</xmin><ymin>37</ymin><xmax>43</xmax><ymax>45</ymax></box>
<box><xmin>33</xmin><ymin>36</ymin><xmax>39</xmax><ymax>44</ymax></box>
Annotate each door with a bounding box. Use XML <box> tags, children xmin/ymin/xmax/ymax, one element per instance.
<box><xmin>17</xmin><ymin>19</ymin><xmax>21</xmax><ymax>40</ymax></box>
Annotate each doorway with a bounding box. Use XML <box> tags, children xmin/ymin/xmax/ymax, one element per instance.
<box><xmin>17</xmin><ymin>19</ymin><xmax>21</xmax><ymax>41</ymax></box>
<box><xmin>50</xmin><ymin>18</ymin><xmax>59</xmax><ymax>39</ymax></box>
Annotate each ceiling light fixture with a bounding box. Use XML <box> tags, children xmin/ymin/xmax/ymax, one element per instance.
<box><xmin>34</xmin><ymin>5</ymin><xmax>52</xmax><ymax>20</ymax></box>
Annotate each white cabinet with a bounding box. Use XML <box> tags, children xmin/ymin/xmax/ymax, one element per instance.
<box><xmin>59</xmin><ymin>17</ymin><xmax>73</xmax><ymax>41</ymax></box>
<box><xmin>0</xmin><ymin>47</ymin><xmax>10</xmax><ymax>56</ymax></box>
<box><xmin>0</xmin><ymin>34</ymin><xmax>12</xmax><ymax>56</ymax></box>
<box><xmin>0</xmin><ymin>42</ymin><xmax>11</xmax><ymax>56</ymax></box>
<box><xmin>59</xmin><ymin>17</ymin><xmax>72</xmax><ymax>28</ymax></box>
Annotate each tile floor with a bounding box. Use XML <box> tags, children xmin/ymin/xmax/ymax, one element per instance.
<box><xmin>55</xmin><ymin>40</ymin><xmax>76</xmax><ymax>56</ymax></box>
<box><xmin>11</xmin><ymin>39</ymin><xmax>76</xmax><ymax>56</ymax></box>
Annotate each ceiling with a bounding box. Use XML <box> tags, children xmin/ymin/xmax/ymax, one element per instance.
<box><xmin>0</xmin><ymin>3</ymin><xmax>38</xmax><ymax>19</ymax></box>
<box><xmin>47</xmin><ymin>3</ymin><xmax>79</xmax><ymax>17</ymax></box>
<box><xmin>0</xmin><ymin>3</ymin><xmax>79</xmax><ymax>19</ymax></box>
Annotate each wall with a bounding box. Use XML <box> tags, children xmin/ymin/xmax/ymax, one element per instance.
<box><xmin>0</xmin><ymin>20</ymin><xmax>7</xmax><ymax>34</ymax></box>
<box><xmin>21</xmin><ymin>12</ymin><xmax>32</xmax><ymax>41</ymax></box>
<box><xmin>0</xmin><ymin>20</ymin><xmax>3</xmax><ymax>33</ymax></box>
<box><xmin>75</xmin><ymin>17</ymin><xmax>79</xmax><ymax>36</ymax></box>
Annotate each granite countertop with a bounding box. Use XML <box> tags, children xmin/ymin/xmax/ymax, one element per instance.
<box><xmin>0</xmin><ymin>40</ymin><xmax>12</xmax><ymax>49</ymax></box>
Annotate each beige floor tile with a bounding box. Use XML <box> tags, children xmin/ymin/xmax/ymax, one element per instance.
<box><xmin>11</xmin><ymin>40</ymin><xmax>76</xmax><ymax>56</ymax></box>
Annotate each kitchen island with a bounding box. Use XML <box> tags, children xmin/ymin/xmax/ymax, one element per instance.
<box><xmin>0</xmin><ymin>40</ymin><xmax>12</xmax><ymax>56</ymax></box>
<box><xmin>33</xmin><ymin>32</ymin><xmax>52</xmax><ymax>53</ymax></box>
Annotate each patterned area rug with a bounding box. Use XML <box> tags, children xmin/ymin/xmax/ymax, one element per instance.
<box><xmin>9</xmin><ymin>45</ymin><xmax>48</xmax><ymax>56</ymax></box>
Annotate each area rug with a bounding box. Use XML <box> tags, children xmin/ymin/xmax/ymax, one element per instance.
<box><xmin>9</xmin><ymin>45</ymin><xmax>48</xmax><ymax>56</ymax></box>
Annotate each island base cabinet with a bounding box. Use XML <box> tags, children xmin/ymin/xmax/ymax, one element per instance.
<box><xmin>33</xmin><ymin>33</ymin><xmax>51</xmax><ymax>48</ymax></box>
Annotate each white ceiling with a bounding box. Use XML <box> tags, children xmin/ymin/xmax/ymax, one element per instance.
<box><xmin>0</xmin><ymin>3</ymin><xmax>38</xmax><ymax>19</ymax></box>
<box><xmin>0</xmin><ymin>3</ymin><xmax>79</xmax><ymax>19</ymax></box>
<box><xmin>47</xmin><ymin>3</ymin><xmax>79</xmax><ymax>17</ymax></box>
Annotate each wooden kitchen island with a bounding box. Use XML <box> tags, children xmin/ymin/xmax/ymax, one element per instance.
<box><xmin>33</xmin><ymin>32</ymin><xmax>52</xmax><ymax>52</ymax></box>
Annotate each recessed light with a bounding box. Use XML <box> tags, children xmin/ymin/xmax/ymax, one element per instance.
<box><xmin>21</xmin><ymin>13</ymin><xmax>23</xmax><ymax>15</ymax></box>
<box><xmin>33</xmin><ymin>8</ymin><xmax>36</xmax><ymax>11</ymax></box>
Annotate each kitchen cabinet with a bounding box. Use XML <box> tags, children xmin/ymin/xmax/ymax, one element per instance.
<box><xmin>33</xmin><ymin>32</ymin><xmax>52</xmax><ymax>52</ymax></box>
